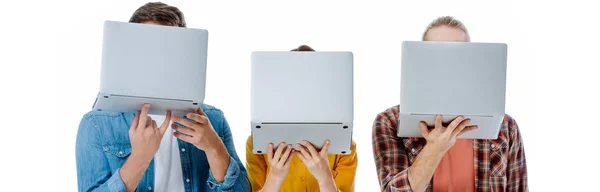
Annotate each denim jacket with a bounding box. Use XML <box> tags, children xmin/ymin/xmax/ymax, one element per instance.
<box><xmin>76</xmin><ymin>104</ymin><xmax>250</xmax><ymax>192</ymax></box>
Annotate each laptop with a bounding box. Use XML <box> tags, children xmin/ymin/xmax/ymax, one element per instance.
<box><xmin>251</xmin><ymin>51</ymin><xmax>354</xmax><ymax>154</ymax></box>
<box><xmin>398</xmin><ymin>41</ymin><xmax>507</xmax><ymax>139</ymax></box>
<box><xmin>92</xmin><ymin>21</ymin><xmax>208</xmax><ymax>117</ymax></box>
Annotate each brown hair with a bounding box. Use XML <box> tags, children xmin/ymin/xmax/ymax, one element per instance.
<box><xmin>422</xmin><ymin>16</ymin><xmax>470</xmax><ymax>41</ymax></box>
<box><xmin>129</xmin><ymin>2</ymin><xmax>186</xmax><ymax>27</ymax></box>
<box><xmin>291</xmin><ymin>45</ymin><xmax>315</xmax><ymax>51</ymax></box>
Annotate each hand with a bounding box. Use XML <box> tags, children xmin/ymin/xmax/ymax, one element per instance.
<box><xmin>419</xmin><ymin>115</ymin><xmax>478</xmax><ymax>155</ymax></box>
<box><xmin>129</xmin><ymin>104</ymin><xmax>172</xmax><ymax>162</ymax></box>
<box><xmin>171</xmin><ymin>108</ymin><xmax>225</xmax><ymax>153</ymax></box>
<box><xmin>296</xmin><ymin>140</ymin><xmax>333</xmax><ymax>181</ymax></box>
<box><xmin>266</xmin><ymin>142</ymin><xmax>295</xmax><ymax>182</ymax></box>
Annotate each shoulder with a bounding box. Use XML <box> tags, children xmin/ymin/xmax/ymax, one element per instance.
<box><xmin>246</xmin><ymin>136</ymin><xmax>253</xmax><ymax>148</ymax></box>
<box><xmin>372</xmin><ymin>105</ymin><xmax>400</xmax><ymax>132</ymax></box>
<box><xmin>375</xmin><ymin>105</ymin><xmax>400</xmax><ymax>121</ymax></box>
<box><xmin>77</xmin><ymin>111</ymin><xmax>132</xmax><ymax>142</ymax></box>
<box><xmin>501</xmin><ymin>114</ymin><xmax>521</xmax><ymax>138</ymax></box>
<box><xmin>499</xmin><ymin>114</ymin><xmax>519</xmax><ymax>134</ymax></box>
<box><xmin>80</xmin><ymin>111</ymin><xmax>129</xmax><ymax>127</ymax></box>
<box><xmin>201</xmin><ymin>103</ymin><xmax>224</xmax><ymax>119</ymax></box>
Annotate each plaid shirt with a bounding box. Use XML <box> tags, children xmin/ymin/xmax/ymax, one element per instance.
<box><xmin>372</xmin><ymin>105</ymin><xmax>527</xmax><ymax>192</ymax></box>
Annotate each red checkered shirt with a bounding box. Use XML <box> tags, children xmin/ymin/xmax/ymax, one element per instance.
<box><xmin>372</xmin><ymin>105</ymin><xmax>527</xmax><ymax>192</ymax></box>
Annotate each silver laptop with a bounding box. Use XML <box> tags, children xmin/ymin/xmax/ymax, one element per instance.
<box><xmin>251</xmin><ymin>51</ymin><xmax>354</xmax><ymax>154</ymax></box>
<box><xmin>398</xmin><ymin>41</ymin><xmax>507</xmax><ymax>139</ymax></box>
<box><xmin>92</xmin><ymin>21</ymin><xmax>208</xmax><ymax>117</ymax></box>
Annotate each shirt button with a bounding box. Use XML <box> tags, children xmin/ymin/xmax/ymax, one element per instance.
<box><xmin>491</xmin><ymin>144</ymin><xmax>496</xmax><ymax>148</ymax></box>
<box><xmin>148</xmin><ymin>186</ymin><xmax>152</xmax><ymax>190</ymax></box>
<box><xmin>411</xmin><ymin>148</ymin><xmax>416</xmax><ymax>153</ymax></box>
<box><xmin>300</xmin><ymin>177</ymin><xmax>304</xmax><ymax>181</ymax></box>
<box><xmin>181</xmin><ymin>148</ymin><xmax>186</xmax><ymax>152</ymax></box>
<box><xmin>118</xmin><ymin>151</ymin><xmax>123</xmax><ymax>155</ymax></box>
<box><xmin>186</xmin><ymin>178</ymin><xmax>190</xmax><ymax>183</ymax></box>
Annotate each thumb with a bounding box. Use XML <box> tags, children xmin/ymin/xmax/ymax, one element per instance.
<box><xmin>419</xmin><ymin>121</ymin><xmax>430</xmax><ymax>137</ymax></box>
<box><xmin>320</xmin><ymin>140</ymin><xmax>330</xmax><ymax>156</ymax></box>
<box><xmin>130</xmin><ymin>111</ymin><xmax>141</xmax><ymax>131</ymax></box>
<box><xmin>158</xmin><ymin>110</ymin><xmax>172</xmax><ymax>136</ymax></box>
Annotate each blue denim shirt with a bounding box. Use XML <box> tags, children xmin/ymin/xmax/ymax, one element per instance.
<box><xmin>76</xmin><ymin>104</ymin><xmax>250</xmax><ymax>192</ymax></box>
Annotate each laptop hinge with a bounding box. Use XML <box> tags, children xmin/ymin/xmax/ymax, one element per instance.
<box><xmin>107</xmin><ymin>94</ymin><xmax>193</xmax><ymax>102</ymax></box>
<box><xmin>409</xmin><ymin>113</ymin><xmax>493</xmax><ymax>117</ymax></box>
<box><xmin>261</xmin><ymin>122</ymin><xmax>343</xmax><ymax>125</ymax></box>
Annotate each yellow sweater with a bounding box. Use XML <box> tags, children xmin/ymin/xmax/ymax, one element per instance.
<box><xmin>245</xmin><ymin>136</ymin><xmax>358</xmax><ymax>192</ymax></box>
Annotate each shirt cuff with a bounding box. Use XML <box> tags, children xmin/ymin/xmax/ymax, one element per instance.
<box><xmin>206</xmin><ymin>156</ymin><xmax>240</xmax><ymax>190</ymax></box>
<box><xmin>108</xmin><ymin>168</ymin><xmax>127</xmax><ymax>191</ymax></box>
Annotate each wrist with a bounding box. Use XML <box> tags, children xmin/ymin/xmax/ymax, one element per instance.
<box><xmin>316</xmin><ymin>172</ymin><xmax>337</xmax><ymax>192</ymax></box>
<box><xmin>204</xmin><ymin>142</ymin><xmax>229</xmax><ymax>160</ymax></box>
<box><xmin>129</xmin><ymin>153</ymin><xmax>152</xmax><ymax>165</ymax></box>
<box><xmin>422</xmin><ymin>144</ymin><xmax>446</xmax><ymax>160</ymax></box>
<box><xmin>266</xmin><ymin>171</ymin><xmax>286</xmax><ymax>183</ymax></box>
<box><xmin>316</xmin><ymin>170</ymin><xmax>334</xmax><ymax>185</ymax></box>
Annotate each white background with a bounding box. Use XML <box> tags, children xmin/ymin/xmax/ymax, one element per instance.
<box><xmin>1</xmin><ymin>0</ymin><xmax>598</xmax><ymax>191</ymax></box>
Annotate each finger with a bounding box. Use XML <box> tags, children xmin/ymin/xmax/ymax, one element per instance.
<box><xmin>434</xmin><ymin>114</ymin><xmax>442</xmax><ymax>128</ymax></box>
<box><xmin>273</xmin><ymin>142</ymin><xmax>286</xmax><ymax>162</ymax></box>
<box><xmin>302</xmin><ymin>140</ymin><xmax>319</xmax><ymax>157</ymax></box>
<box><xmin>267</xmin><ymin>143</ymin><xmax>274</xmax><ymax>162</ymax></box>
<box><xmin>158</xmin><ymin>110</ymin><xmax>172</xmax><ymax>136</ymax></box>
<box><xmin>445</xmin><ymin>116</ymin><xmax>464</xmax><ymax>133</ymax></box>
<box><xmin>284</xmin><ymin>151</ymin><xmax>296</xmax><ymax>168</ymax></box>
<box><xmin>297</xmin><ymin>151</ymin><xmax>308</xmax><ymax>164</ymax></box>
<box><xmin>277</xmin><ymin>145</ymin><xmax>293</xmax><ymax>167</ymax></box>
<box><xmin>451</xmin><ymin>119</ymin><xmax>472</xmax><ymax>137</ymax></box>
<box><xmin>152</xmin><ymin>120</ymin><xmax>157</xmax><ymax>129</ymax></box>
<box><xmin>173</xmin><ymin>131</ymin><xmax>194</xmax><ymax>143</ymax></box>
<box><xmin>457</xmin><ymin>125</ymin><xmax>479</xmax><ymax>137</ymax></box>
<box><xmin>172</xmin><ymin>116</ymin><xmax>196</xmax><ymax>129</ymax></box>
<box><xmin>171</xmin><ymin>123</ymin><xmax>195</xmax><ymax>135</ymax></box>
<box><xmin>419</xmin><ymin>121</ymin><xmax>430</xmax><ymax>137</ymax></box>
<box><xmin>186</xmin><ymin>112</ymin><xmax>209</xmax><ymax>124</ymax></box>
<box><xmin>139</xmin><ymin>104</ymin><xmax>151</xmax><ymax>127</ymax></box>
<box><xmin>296</xmin><ymin>143</ymin><xmax>312</xmax><ymax>159</ymax></box>
<box><xmin>319</xmin><ymin>140</ymin><xmax>330</xmax><ymax>156</ymax></box>
<box><xmin>197</xmin><ymin>107</ymin><xmax>207</xmax><ymax>116</ymax></box>
<box><xmin>130</xmin><ymin>111</ymin><xmax>140</xmax><ymax>131</ymax></box>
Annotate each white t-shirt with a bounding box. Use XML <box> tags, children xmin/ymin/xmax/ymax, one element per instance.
<box><xmin>149</xmin><ymin>114</ymin><xmax>184</xmax><ymax>192</ymax></box>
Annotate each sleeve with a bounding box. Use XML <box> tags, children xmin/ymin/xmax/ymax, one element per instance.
<box><xmin>506</xmin><ymin>116</ymin><xmax>528</xmax><ymax>192</ymax></box>
<box><xmin>206</xmin><ymin>113</ymin><xmax>251</xmax><ymax>192</ymax></box>
<box><xmin>372</xmin><ymin>111</ymin><xmax>413</xmax><ymax>192</ymax></box>
<box><xmin>76</xmin><ymin>114</ymin><xmax>127</xmax><ymax>192</ymax></box>
<box><xmin>245</xmin><ymin>136</ymin><xmax>269</xmax><ymax>192</ymax></box>
<box><xmin>333</xmin><ymin>141</ymin><xmax>358</xmax><ymax>192</ymax></box>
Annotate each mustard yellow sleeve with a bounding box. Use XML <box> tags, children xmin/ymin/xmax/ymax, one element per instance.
<box><xmin>333</xmin><ymin>140</ymin><xmax>358</xmax><ymax>192</ymax></box>
<box><xmin>246</xmin><ymin>136</ymin><xmax>268</xmax><ymax>192</ymax></box>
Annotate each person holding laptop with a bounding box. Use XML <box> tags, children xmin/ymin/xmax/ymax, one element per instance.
<box><xmin>75</xmin><ymin>2</ymin><xmax>250</xmax><ymax>192</ymax></box>
<box><xmin>372</xmin><ymin>16</ymin><xmax>527</xmax><ymax>192</ymax></box>
<box><xmin>245</xmin><ymin>45</ymin><xmax>358</xmax><ymax>192</ymax></box>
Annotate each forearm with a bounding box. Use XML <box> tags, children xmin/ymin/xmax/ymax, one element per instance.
<box><xmin>206</xmin><ymin>142</ymin><xmax>231</xmax><ymax>182</ymax></box>
<box><xmin>260</xmin><ymin>175</ymin><xmax>284</xmax><ymax>192</ymax></box>
<box><xmin>119</xmin><ymin>155</ymin><xmax>150</xmax><ymax>192</ymax></box>
<box><xmin>317</xmin><ymin>175</ymin><xmax>338</xmax><ymax>192</ymax></box>
<box><xmin>407</xmin><ymin>144</ymin><xmax>444</xmax><ymax>192</ymax></box>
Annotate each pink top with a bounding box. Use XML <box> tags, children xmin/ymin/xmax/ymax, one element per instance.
<box><xmin>432</xmin><ymin>139</ymin><xmax>475</xmax><ymax>192</ymax></box>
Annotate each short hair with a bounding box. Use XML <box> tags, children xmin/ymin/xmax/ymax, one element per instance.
<box><xmin>422</xmin><ymin>16</ymin><xmax>470</xmax><ymax>41</ymax></box>
<box><xmin>129</xmin><ymin>2</ymin><xmax>186</xmax><ymax>27</ymax></box>
<box><xmin>291</xmin><ymin>45</ymin><xmax>315</xmax><ymax>51</ymax></box>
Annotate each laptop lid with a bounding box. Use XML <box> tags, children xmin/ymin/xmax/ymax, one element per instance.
<box><xmin>251</xmin><ymin>51</ymin><xmax>354</xmax><ymax>123</ymax></box>
<box><xmin>398</xmin><ymin>41</ymin><xmax>507</xmax><ymax>139</ymax></box>
<box><xmin>250</xmin><ymin>51</ymin><xmax>354</xmax><ymax>154</ymax></box>
<box><xmin>94</xmin><ymin>21</ymin><xmax>208</xmax><ymax>115</ymax></box>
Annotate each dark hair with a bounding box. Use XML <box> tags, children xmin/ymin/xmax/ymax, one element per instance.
<box><xmin>129</xmin><ymin>2</ymin><xmax>186</xmax><ymax>27</ymax></box>
<box><xmin>291</xmin><ymin>45</ymin><xmax>315</xmax><ymax>51</ymax></box>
